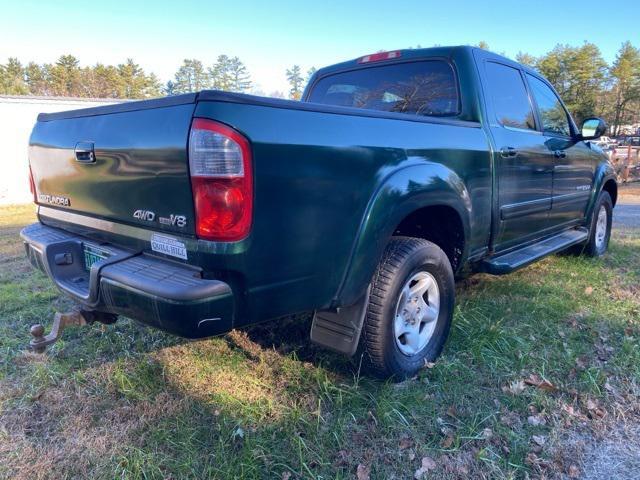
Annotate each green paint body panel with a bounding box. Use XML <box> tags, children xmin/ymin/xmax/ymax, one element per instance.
<box><xmin>24</xmin><ymin>46</ymin><xmax>615</xmax><ymax>337</ymax></box>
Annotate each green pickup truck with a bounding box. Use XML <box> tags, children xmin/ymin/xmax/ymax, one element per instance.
<box><xmin>22</xmin><ymin>46</ymin><xmax>617</xmax><ymax>379</ymax></box>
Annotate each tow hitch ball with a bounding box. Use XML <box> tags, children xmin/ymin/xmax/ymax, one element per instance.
<box><xmin>29</xmin><ymin>309</ymin><xmax>117</xmax><ymax>353</ymax></box>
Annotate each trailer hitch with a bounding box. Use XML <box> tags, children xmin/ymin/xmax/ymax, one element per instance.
<box><xmin>29</xmin><ymin>309</ymin><xmax>117</xmax><ymax>353</ymax></box>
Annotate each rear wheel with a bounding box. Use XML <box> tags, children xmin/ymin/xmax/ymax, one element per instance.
<box><xmin>358</xmin><ymin>237</ymin><xmax>454</xmax><ymax>380</ymax></box>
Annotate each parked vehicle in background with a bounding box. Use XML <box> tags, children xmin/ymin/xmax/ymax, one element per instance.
<box><xmin>595</xmin><ymin>135</ymin><xmax>617</xmax><ymax>148</ymax></box>
<box><xmin>619</xmin><ymin>136</ymin><xmax>640</xmax><ymax>147</ymax></box>
<box><xmin>21</xmin><ymin>46</ymin><xmax>617</xmax><ymax>379</ymax></box>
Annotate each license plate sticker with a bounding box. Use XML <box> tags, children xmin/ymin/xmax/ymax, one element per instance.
<box><xmin>150</xmin><ymin>233</ymin><xmax>188</xmax><ymax>260</ymax></box>
<box><xmin>83</xmin><ymin>245</ymin><xmax>110</xmax><ymax>271</ymax></box>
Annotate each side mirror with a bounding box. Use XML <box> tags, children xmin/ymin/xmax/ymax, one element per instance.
<box><xmin>581</xmin><ymin>117</ymin><xmax>607</xmax><ymax>140</ymax></box>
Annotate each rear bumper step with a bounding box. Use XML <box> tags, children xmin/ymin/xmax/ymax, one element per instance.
<box><xmin>481</xmin><ymin>228</ymin><xmax>589</xmax><ymax>275</ymax></box>
<box><xmin>21</xmin><ymin>222</ymin><xmax>234</xmax><ymax>338</ymax></box>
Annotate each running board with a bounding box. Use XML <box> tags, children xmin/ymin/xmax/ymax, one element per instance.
<box><xmin>481</xmin><ymin>228</ymin><xmax>589</xmax><ymax>275</ymax></box>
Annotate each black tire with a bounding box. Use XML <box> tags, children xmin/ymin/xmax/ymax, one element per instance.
<box><xmin>358</xmin><ymin>237</ymin><xmax>455</xmax><ymax>380</ymax></box>
<box><xmin>577</xmin><ymin>191</ymin><xmax>613</xmax><ymax>257</ymax></box>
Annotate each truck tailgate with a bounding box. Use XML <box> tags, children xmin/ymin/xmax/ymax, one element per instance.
<box><xmin>29</xmin><ymin>95</ymin><xmax>197</xmax><ymax>236</ymax></box>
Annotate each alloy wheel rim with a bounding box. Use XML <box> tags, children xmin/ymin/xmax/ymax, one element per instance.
<box><xmin>595</xmin><ymin>205</ymin><xmax>607</xmax><ymax>250</ymax></box>
<box><xmin>393</xmin><ymin>271</ymin><xmax>440</xmax><ymax>356</ymax></box>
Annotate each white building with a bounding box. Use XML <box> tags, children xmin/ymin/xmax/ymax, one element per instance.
<box><xmin>0</xmin><ymin>95</ymin><xmax>123</xmax><ymax>205</ymax></box>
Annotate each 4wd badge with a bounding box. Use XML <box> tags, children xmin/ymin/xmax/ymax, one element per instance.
<box><xmin>133</xmin><ymin>209</ymin><xmax>155</xmax><ymax>222</ymax></box>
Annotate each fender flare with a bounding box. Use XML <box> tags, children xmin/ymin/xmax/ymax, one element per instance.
<box><xmin>586</xmin><ymin>162</ymin><xmax>617</xmax><ymax>224</ymax></box>
<box><xmin>333</xmin><ymin>162</ymin><xmax>472</xmax><ymax>306</ymax></box>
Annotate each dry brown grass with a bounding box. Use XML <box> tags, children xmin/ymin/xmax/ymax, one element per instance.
<box><xmin>619</xmin><ymin>182</ymin><xmax>640</xmax><ymax>204</ymax></box>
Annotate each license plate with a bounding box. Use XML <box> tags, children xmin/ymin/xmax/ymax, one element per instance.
<box><xmin>83</xmin><ymin>245</ymin><xmax>110</xmax><ymax>271</ymax></box>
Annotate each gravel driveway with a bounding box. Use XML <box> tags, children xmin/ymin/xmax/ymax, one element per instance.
<box><xmin>614</xmin><ymin>184</ymin><xmax>640</xmax><ymax>231</ymax></box>
<box><xmin>614</xmin><ymin>204</ymin><xmax>640</xmax><ymax>230</ymax></box>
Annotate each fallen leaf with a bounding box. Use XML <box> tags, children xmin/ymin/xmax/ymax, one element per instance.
<box><xmin>500</xmin><ymin>411</ymin><xmax>522</xmax><ymax>428</ymax></box>
<box><xmin>532</xmin><ymin>435</ymin><xmax>546</xmax><ymax>446</ymax></box>
<box><xmin>575</xmin><ymin>356</ymin><xmax>588</xmax><ymax>370</ymax></box>
<box><xmin>414</xmin><ymin>456</ymin><xmax>436</xmax><ymax>478</ymax></box>
<box><xmin>334</xmin><ymin>449</ymin><xmax>349</xmax><ymax>467</ymax></box>
<box><xmin>524</xmin><ymin>374</ymin><xmax>557</xmax><ymax>392</ymax></box>
<box><xmin>503</xmin><ymin>380</ymin><xmax>526</xmax><ymax>395</ymax></box>
<box><xmin>527</xmin><ymin>415</ymin><xmax>546</xmax><ymax>426</ymax></box>
<box><xmin>441</xmin><ymin>436</ymin><xmax>454</xmax><ymax>448</ymax></box>
<box><xmin>568</xmin><ymin>464</ymin><xmax>581</xmax><ymax>478</ymax></box>
<box><xmin>446</xmin><ymin>405</ymin><xmax>457</xmax><ymax>417</ymax></box>
<box><xmin>399</xmin><ymin>437</ymin><xmax>414</xmax><ymax>450</ymax></box>
<box><xmin>424</xmin><ymin>361</ymin><xmax>436</xmax><ymax>369</ymax></box>
<box><xmin>232</xmin><ymin>427</ymin><xmax>245</xmax><ymax>440</ymax></box>
<box><xmin>584</xmin><ymin>286</ymin><xmax>594</xmax><ymax>295</ymax></box>
<box><xmin>356</xmin><ymin>464</ymin><xmax>370</xmax><ymax>480</ymax></box>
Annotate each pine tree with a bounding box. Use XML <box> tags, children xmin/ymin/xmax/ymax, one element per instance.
<box><xmin>537</xmin><ymin>43</ymin><xmax>607</xmax><ymax>124</ymax></box>
<box><xmin>25</xmin><ymin>62</ymin><xmax>50</xmax><ymax>95</ymax></box>
<box><xmin>50</xmin><ymin>54</ymin><xmax>82</xmax><ymax>96</ymax></box>
<box><xmin>228</xmin><ymin>57</ymin><xmax>252</xmax><ymax>92</ymax></box>
<box><xmin>209</xmin><ymin>55</ymin><xmax>233</xmax><ymax>91</ymax></box>
<box><xmin>306</xmin><ymin>67</ymin><xmax>317</xmax><ymax>83</ymax></box>
<box><xmin>286</xmin><ymin>65</ymin><xmax>303</xmax><ymax>100</ymax></box>
<box><xmin>117</xmin><ymin>59</ymin><xmax>161</xmax><ymax>98</ymax></box>
<box><xmin>515</xmin><ymin>52</ymin><xmax>537</xmax><ymax>68</ymax></box>
<box><xmin>609</xmin><ymin>41</ymin><xmax>640</xmax><ymax>135</ymax></box>
<box><xmin>165</xmin><ymin>80</ymin><xmax>177</xmax><ymax>96</ymax></box>
<box><xmin>0</xmin><ymin>57</ymin><xmax>28</xmax><ymax>95</ymax></box>
<box><xmin>82</xmin><ymin>63</ymin><xmax>121</xmax><ymax>98</ymax></box>
<box><xmin>173</xmin><ymin>59</ymin><xmax>208</xmax><ymax>94</ymax></box>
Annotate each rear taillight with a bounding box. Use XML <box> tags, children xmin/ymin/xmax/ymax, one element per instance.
<box><xmin>28</xmin><ymin>165</ymin><xmax>37</xmax><ymax>203</ymax></box>
<box><xmin>188</xmin><ymin>118</ymin><xmax>253</xmax><ymax>241</ymax></box>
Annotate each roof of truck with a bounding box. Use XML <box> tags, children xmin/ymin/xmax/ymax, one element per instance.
<box><xmin>312</xmin><ymin>45</ymin><xmax>529</xmax><ymax>78</ymax></box>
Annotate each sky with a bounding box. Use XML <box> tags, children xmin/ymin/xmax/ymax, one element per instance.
<box><xmin>1</xmin><ymin>0</ymin><xmax>638</xmax><ymax>94</ymax></box>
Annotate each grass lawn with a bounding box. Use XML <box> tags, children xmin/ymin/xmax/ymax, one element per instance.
<box><xmin>0</xmin><ymin>193</ymin><xmax>639</xmax><ymax>479</ymax></box>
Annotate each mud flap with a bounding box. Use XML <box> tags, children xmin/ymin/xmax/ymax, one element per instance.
<box><xmin>310</xmin><ymin>286</ymin><xmax>370</xmax><ymax>356</ymax></box>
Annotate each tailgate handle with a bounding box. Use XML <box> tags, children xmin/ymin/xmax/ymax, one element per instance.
<box><xmin>74</xmin><ymin>142</ymin><xmax>95</xmax><ymax>163</ymax></box>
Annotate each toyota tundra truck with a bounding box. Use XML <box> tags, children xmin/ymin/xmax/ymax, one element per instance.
<box><xmin>21</xmin><ymin>46</ymin><xmax>617</xmax><ymax>379</ymax></box>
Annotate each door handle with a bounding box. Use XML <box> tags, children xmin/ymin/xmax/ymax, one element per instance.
<box><xmin>553</xmin><ymin>150</ymin><xmax>567</xmax><ymax>159</ymax></box>
<box><xmin>74</xmin><ymin>141</ymin><xmax>96</xmax><ymax>163</ymax></box>
<box><xmin>500</xmin><ymin>147</ymin><xmax>517</xmax><ymax>158</ymax></box>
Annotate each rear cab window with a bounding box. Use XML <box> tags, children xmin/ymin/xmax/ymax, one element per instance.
<box><xmin>307</xmin><ymin>60</ymin><xmax>459</xmax><ymax>117</ymax></box>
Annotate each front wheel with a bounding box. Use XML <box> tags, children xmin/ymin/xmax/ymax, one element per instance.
<box><xmin>358</xmin><ymin>237</ymin><xmax>455</xmax><ymax>380</ymax></box>
<box><xmin>582</xmin><ymin>191</ymin><xmax>613</xmax><ymax>257</ymax></box>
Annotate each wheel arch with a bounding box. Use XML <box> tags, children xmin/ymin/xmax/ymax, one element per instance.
<box><xmin>333</xmin><ymin>162</ymin><xmax>471</xmax><ymax>307</ymax></box>
<box><xmin>586</xmin><ymin>161</ymin><xmax>617</xmax><ymax>224</ymax></box>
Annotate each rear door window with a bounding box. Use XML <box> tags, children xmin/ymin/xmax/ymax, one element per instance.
<box><xmin>307</xmin><ymin>60</ymin><xmax>459</xmax><ymax>117</ymax></box>
<box><xmin>484</xmin><ymin>62</ymin><xmax>536</xmax><ymax>131</ymax></box>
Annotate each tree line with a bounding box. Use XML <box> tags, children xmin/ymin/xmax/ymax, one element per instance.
<box><xmin>1</xmin><ymin>41</ymin><xmax>638</xmax><ymax>135</ymax></box>
<box><xmin>511</xmin><ymin>41</ymin><xmax>640</xmax><ymax>135</ymax></box>
<box><xmin>0</xmin><ymin>53</ymin><xmax>316</xmax><ymax>102</ymax></box>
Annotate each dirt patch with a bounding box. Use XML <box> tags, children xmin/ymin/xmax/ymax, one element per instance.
<box><xmin>553</xmin><ymin>420</ymin><xmax>640</xmax><ymax>480</ymax></box>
